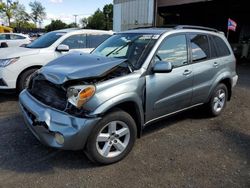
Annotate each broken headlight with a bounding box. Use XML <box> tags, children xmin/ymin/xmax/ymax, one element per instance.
<box><xmin>67</xmin><ymin>85</ymin><xmax>96</xmax><ymax>109</ymax></box>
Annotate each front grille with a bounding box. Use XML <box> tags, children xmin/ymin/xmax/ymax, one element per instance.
<box><xmin>28</xmin><ymin>75</ymin><xmax>67</xmax><ymax>111</ymax></box>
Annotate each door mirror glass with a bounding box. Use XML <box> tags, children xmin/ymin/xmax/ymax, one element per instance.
<box><xmin>152</xmin><ymin>61</ymin><xmax>173</xmax><ymax>73</ymax></box>
<box><xmin>56</xmin><ymin>44</ymin><xmax>69</xmax><ymax>52</ymax></box>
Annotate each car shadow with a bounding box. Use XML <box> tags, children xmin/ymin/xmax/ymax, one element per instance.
<box><xmin>0</xmin><ymin>92</ymin><xmax>18</xmax><ymax>103</ymax></box>
<box><xmin>0</xmin><ymin>114</ymin><xmax>98</xmax><ymax>175</ymax></box>
<box><xmin>143</xmin><ymin>107</ymin><xmax>210</xmax><ymax>136</ymax></box>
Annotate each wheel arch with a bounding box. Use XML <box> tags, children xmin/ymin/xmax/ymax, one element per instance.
<box><xmin>90</xmin><ymin>94</ymin><xmax>145</xmax><ymax>138</ymax></box>
<box><xmin>16</xmin><ymin>65</ymin><xmax>42</xmax><ymax>88</ymax></box>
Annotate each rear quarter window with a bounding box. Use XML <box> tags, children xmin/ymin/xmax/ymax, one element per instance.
<box><xmin>211</xmin><ymin>35</ymin><xmax>231</xmax><ymax>57</ymax></box>
<box><xmin>190</xmin><ymin>34</ymin><xmax>210</xmax><ymax>62</ymax></box>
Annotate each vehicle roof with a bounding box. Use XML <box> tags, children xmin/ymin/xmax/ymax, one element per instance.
<box><xmin>118</xmin><ymin>25</ymin><xmax>223</xmax><ymax>36</ymax></box>
<box><xmin>119</xmin><ymin>28</ymin><xmax>172</xmax><ymax>35</ymax></box>
<box><xmin>53</xmin><ymin>28</ymin><xmax>113</xmax><ymax>34</ymax></box>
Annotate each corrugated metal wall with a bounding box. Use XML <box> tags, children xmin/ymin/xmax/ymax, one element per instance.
<box><xmin>113</xmin><ymin>0</ymin><xmax>154</xmax><ymax>31</ymax></box>
<box><xmin>157</xmin><ymin>0</ymin><xmax>208</xmax><ymax>7</ymax></box>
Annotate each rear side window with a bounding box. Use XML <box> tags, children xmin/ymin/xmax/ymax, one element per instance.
<box><xmin>0</xmin><ymin>35</ymin><xmax>6</xmax><ymax>40</ymax></box>
<box><xmin>212</xmin><ymin>35</ymin><xmax>231</xmax><ymax>57</ymax></box>
<box><xmin>87</xmin><ymin>34</ymin><xmax>111</xmax><ymax>48</ymax></box>
<box><xmin>190</xmin><ymin>34</ymin><xmax>210</xmax><ymax>62</ymax></box>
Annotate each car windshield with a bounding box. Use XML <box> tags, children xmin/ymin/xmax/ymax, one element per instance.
<box><xmin>92</xmin><ymin>33</ymin><xmax>158</xmax><ymax>70</ymax></box>
<box><xmin>26</xmin><ymin>32</ymin><xmax>66</xmax><ymax>48</ymax></box>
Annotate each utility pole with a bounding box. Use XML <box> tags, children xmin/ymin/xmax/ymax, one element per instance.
<box><xmin>73</xmin><ymin>14</ymin><xmax>78</xmax><ymax>27</ymax></box>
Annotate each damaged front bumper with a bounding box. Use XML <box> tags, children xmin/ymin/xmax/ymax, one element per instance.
<box><xmin>19</xmin><ymin>90</ymin><xmax>101</xmax><ymax>150</ymax></box>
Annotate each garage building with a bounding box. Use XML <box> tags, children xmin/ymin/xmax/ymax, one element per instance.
<box><xmin>113</xmin><ymin>0</ymin><xmax>250</xmax><ymax>58</ymax></box>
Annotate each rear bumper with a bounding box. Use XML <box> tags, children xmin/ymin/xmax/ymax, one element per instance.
<box><xmin>19</xmin><ymin>90</ymin><xmax>101</xmax><ymax>150</ymax></box>
<box><xmin>232</xmin><ymin>75</ymin><xmax>238</xmax><ymax>88</ymax></box>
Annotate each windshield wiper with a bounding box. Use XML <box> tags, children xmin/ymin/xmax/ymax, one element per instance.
<box><xmin>106</xmin><ymin>36</ymin><xmax>141</xmax><ymax>57</ymax></box>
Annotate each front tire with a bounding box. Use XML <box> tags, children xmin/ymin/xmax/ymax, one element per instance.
<box><xmin>207</xmin><ymin>83</ymin><xmax>228</xmax><ymax>116</ymax></box>
<box><xmin>17</xmin><ymin>68</ymin><xmax>38</xmax><ymax>92</ymax></box>
<box><xmin>86</xmin><ymin>110</ymin><xmax>137</xmax><ymax>164</ymax></box>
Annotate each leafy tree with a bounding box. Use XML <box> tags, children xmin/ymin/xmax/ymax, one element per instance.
<box><xmin>86</xmin><ymin>9</ymin><xmax>106</xmax><ymax>30</ymax></box>
<box><xmin>0</xmin><ymin>0</ymin><xmax>18</xmax><ymax>26</ymax></box>
<box><xmin>13</xmin><ymin>4</ymin><xmax>30</xmax><ymax>29</ymax></box>
<box><xmin>81</xmin><ymin>4</ymin><xmax>113</xmax><ymax>30</ymax></box>
<box><xmin>11</xmin><ymin>21</ymin><xmax>36</xmax><ymax>30</ymax></box>
<box><xmin>103</xmin><ymin>4</ymin><xmax>113</xmax><ymax>30</ymax></box>
<box><xmin>67</xmin><ymin>22</ymin><xmax>78</xmax><ymax>28</ymax></box>
<box><xmin>29</xmin><ymin>0</ymin><xmax>46</xmax><ymax>27</ymax></box>
<box><xmin>45</xmin><ymin>19</ymin><xmax>68</xmax><ymax>32</ymax></box>
<box><xmin>80</xmin><ymin>17</ymin><xmax>88</xmax><ymax>28</ymax></box>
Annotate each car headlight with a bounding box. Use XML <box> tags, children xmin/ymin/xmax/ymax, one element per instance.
<box><xmin>67</xmin><ymin>85</ymin><xmax>96</xmax><ymax>109</ymax></box>
<box><xmin>0</xmin><ymin>57</ymin><xmax>20</xmax><ymax>67</ymax></box>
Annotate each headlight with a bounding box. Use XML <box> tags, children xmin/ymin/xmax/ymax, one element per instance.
<box><xmin>67</xmin><ymin>85</ymin><xmax>96</xmax><ymax>109</ymax></box>
<box><xmin>0</xmin><ymin>57</ymin><xmax>20</xmax><ymax>67</ymax></box>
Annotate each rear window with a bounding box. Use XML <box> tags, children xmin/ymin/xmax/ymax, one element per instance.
<box><xmin>211</xmin><ymin>35</ymin><xmax>231</xmax><ymax>57</ymax></box>
<box><xmin>190</xmin><ymin>34</ymin><xmax>210</xmax><ymax>62</ymax></box>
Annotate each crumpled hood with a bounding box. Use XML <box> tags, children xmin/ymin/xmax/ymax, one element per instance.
<box><xmin>40</xmin><ymin>52</ymin><xmax>127</xmax><ymax>85</ymax></box>
<box><xmin>0</xmin><ymin>47</ymin><xmax>40</xmax><ymax>59</ymax></box>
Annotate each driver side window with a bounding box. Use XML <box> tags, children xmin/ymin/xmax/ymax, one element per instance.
<box><xmin>155</xmin><ymin>35</ymin><xmax>188</xmax><ymax>68</ymax></box>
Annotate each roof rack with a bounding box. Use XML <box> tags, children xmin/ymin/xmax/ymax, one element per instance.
<box><xmin>174</xmin><ymin>25</ymin><xmax>218</xmax><ymax>32</ymax></box>
<box><xmin>130</xmin><ymin>25</ymin><xmax>219</xmax><ymax>32</ymax></box>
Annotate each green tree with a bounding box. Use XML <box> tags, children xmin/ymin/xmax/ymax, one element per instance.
<box><xmin>45</xmin><ymin>19</ymin><xmax>68</xmax><ymax>32</ymax></box>
<box><xmin>67</xmin><ymin>22</ymin><xmax>78</xmax><ymax>28</ymax></box>
<box><xmin>103</xmin><ymin>4</ymin><xmax>113</xmax><ymax>30</ymax></box>
<box><xmin>13</xmin><ymin>4</ymin><xmax>30</xmax><ymax>29</ymax></box>
<box><xmin>29</xmin><ymin>0</ymin><xmax>46</xmax><ymax>27</ymax></box>
<box><xmin>82</xmin><ymin>4</ymin><xmax>113</xmax><ymax>30</ymax></box>
<box><xmin>80</xmin><ymin>17</ymin><xmax>88</xmax><ymax>28</ymax></box>
<box><xmin>0</xmin><ymin>0</ymin><xmax>18</xmax><ymax>26</ymax></box>
<box><xmin>85</xmin><ymin>9</ymin><xmax>106</xmax><ymax>30</ymax></box>
<box><xmin>11</xmin><ymin>21</ymin><xmax>36</xmax><ymax>30</ymax></box>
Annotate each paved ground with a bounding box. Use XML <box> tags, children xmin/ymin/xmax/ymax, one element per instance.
<box><xmin>0</xmin><ymin>64</ymin><xmax>249</xmax><ymax>188</ymax></box>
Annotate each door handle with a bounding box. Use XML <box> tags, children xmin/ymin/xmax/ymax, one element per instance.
<box><xmin>213</xmin><ymin>62</ymin><xmax>219</xmax><ymax>68</ymax></box>
<box><xmin>183</xmin><ymin>69</ymin><xmax>192</xmax><ymax>76</ymax></box>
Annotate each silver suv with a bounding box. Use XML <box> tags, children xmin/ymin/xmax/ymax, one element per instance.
<box><xmin>19</xmin><ymin>26</ymin><xmax>238</xmax><ymax>164</ymax></box>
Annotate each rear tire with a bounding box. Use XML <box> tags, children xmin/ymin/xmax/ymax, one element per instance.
<box><xmin>17</xmin><ymin>68</ymin><xmax>38</xmax><ymax>92</ymax></box>
<box><xmin>207</xmin><ymin>83</ymin><xmax>228</xmax><ymax>116</ymax></box>
<box><xmin>86</xmin><ymin>109</ymin><xmax>137</xmax><ymax>165</ymax></box>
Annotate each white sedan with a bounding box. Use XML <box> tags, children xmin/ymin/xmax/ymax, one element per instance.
<box><xmin>0</xmin><ymin>29</ymin><xmax>113</xmax><ymax>91</ymax></box>
<box><xmin>0</xmin><ymin>33</ymin><xmax>31</xmax><ymax>48</ymax></box>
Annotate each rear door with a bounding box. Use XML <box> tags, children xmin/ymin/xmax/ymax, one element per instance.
<box><xmin>189</xmin><ymin>33</ymin><xmax>221</xmax><ymax>105</ymax></box>
<box><xmin>145</xmin><ymin>34</ymin><xmax>193</xmax><ymax>123</ymax></box>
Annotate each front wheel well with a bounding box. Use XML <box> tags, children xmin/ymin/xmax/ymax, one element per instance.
<box><xmin>104</xmin><ymin>101</ymin><xmax>143</xmax><ymax>138</ymax></box>
<box><xmin>16</xmin><ymin>66</ymin><xmax>42</xmax><ymax>88</ymax></box>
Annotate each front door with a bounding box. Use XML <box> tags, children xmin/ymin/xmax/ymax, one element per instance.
<box><xmin>145</xmin><ymin>34</ymin><xmax>193</xmax><ymax>123</ymax></box>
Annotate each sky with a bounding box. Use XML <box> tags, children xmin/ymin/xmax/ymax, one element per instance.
<box><xmin>1</xmin><ymin>0</ymin><xmax>113</xmax><ymax>27</ymax></box>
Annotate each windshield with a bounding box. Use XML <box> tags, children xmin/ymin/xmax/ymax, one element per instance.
<box><xmin>92</xmin><ymin>33</ymin><xmax>158</xmax><ymax>70</ymax></box>
<box><xmin>26</xmin><ymin>32</ymin><xmax>66</xmax><ymax>48</ymax></box>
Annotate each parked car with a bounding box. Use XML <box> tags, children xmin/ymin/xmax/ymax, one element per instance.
<box><xmin>19</xmin><ymin>26</ymin><xmax>238</xmax><ymax>164</ymax></box>
<box><xmin>0</xmin><ymin>33</ymin><xmax>31</xmax><ymax>48</ymax></box>
<box><xmin>0</xmin><ymin>29</ymin><xmax>113</xmax><ymax>91</ymax></box>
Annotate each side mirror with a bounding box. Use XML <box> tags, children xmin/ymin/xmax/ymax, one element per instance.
<box><xmin>152</xmin><ymin>61</ymin><xmax>173</xmax><ymax>73</ymax></box>
<box><xmin>56</xmin><ymin>44</ymin><xmax>69</xmax><ymax>52</ymax></box>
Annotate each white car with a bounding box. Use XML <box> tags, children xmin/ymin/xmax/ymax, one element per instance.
<box><xmin>0</xmin><ymin>29</ymin><xmax>113</xmax><ymax>91</ymax></box>
<box><xmin>0</xmin><ymin>33</ymin><xmax>31</xmax><ymax>48</ymax></box>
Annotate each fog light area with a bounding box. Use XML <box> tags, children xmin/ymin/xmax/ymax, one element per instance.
<box><xmin>55</xmin><ymin>132</ymin><xmax>64</xmax><ymax>145</ymax></box>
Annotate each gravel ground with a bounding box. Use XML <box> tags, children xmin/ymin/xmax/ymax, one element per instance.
<box><xmin>0</xmin><ymin>64</ymin><xmax>249</xmax><ymax>188</ymax></box>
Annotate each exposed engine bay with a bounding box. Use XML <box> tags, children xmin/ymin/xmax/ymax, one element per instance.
<box><xmin>28</xmin><ymin>63</ymin><xmax>131</xmax><ymax>117</ymax></box>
